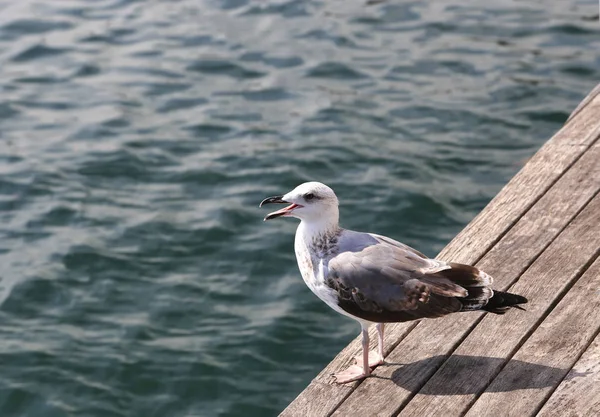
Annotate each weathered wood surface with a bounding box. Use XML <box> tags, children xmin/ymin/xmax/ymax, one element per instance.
<box><xmin>398</xmin><ymin>148</ymin><xmax>600</xmax><ymax>415</ymax></box>
<box><xmin>335</xmin><ymin>170</ymin><xmax>600</xmax><ymax>417</ymax></box>
<box><xmin>281</xmin><ymin>83</ymin><xmax>600</xmax><ymax>417</ymax></box>
<box><xmin>537</xmin><ymin>334</ymin><xmax>600</xmax><ymax>417</ymax></box>
<box><xmin>465</xmin><ymin>255</ymin><xmax>600</xmax><ymax>417</ymax></box>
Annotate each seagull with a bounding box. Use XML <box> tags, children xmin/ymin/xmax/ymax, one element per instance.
<box><xmin>260</xmin><ymin>182</ymin><xmax>527</xmax><ymax>383</ymax></box>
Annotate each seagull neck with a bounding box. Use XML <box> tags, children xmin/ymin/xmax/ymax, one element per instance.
<box><xmin>297</xmin><ymin>218</ymin><xmax>340</xmax><ymax>246</ymax></box>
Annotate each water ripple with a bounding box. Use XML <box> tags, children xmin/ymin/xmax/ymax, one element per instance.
<box><xmin>0</xmin><ymin>0</ymin><xmax>598</xmax><ymax>416</ymax></box>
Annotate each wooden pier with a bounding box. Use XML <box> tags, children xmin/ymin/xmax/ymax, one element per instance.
<box><xmin>281</xmin><ymin>83</ymin><xmax>600</xmax><ymax>417</ymax></box>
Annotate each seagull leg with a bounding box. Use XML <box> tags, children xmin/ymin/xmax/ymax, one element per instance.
<box><xmin>333</xmin><ymin>325</ymin><xmax>371</xmax><ymax>384</ymax></box>
<box><xmin>361</xmin><ymin>325</ymin><xmax>370</xmax><ymax>375</ymax></box>
<box><xmin>349</xmin><ymin>323</ymin><xmax>385</xmax><ymax>369</ymax></box>
<box><xmin>375</xmin><ymin>323</ymin><xmax>385</xmax><ymax>365</ymax></box>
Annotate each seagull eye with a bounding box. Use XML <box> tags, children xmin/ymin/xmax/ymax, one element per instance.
<box><xmin>305</xmin><ymin>193</ymin><xmax>315</xmax><ymax>201</ymax></box>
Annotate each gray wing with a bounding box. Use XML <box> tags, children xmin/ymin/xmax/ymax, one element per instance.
<box><xmin>326</xmin><ymin>232</ymin><xmax>493</xmax><ymax>323</ymax></box>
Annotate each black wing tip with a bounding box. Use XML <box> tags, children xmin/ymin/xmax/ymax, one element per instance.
<box><xmin>483</xmin><ymin>290</ymin><xmax>528</xmax><ymax>314</ymax></box>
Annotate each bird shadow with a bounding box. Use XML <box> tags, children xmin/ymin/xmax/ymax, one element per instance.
<box><xmin>377</xmin><ymin>355</ymin><xmax>590</xmax><ymax>395</ymax></box>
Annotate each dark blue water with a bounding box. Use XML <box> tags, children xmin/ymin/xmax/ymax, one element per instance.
<box><xmin>0</xmin><ymin>0</ymin><xmax>598</xmax><ymax>416</ymax></box>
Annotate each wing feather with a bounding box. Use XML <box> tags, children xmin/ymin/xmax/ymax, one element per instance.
<box><xmin>326</xmin><ymin>231</ymin><xmax>492</xmax><ymax>322</ymax></box>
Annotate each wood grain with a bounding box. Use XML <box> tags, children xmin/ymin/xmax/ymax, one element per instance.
<box><xmin>334</xmin><ymin>190</ymin><xmax>600</xmax><ymax>417</ymax></box>
<box><xmin>464</xmin><ymin>256</ymin><xmax>600</xmax><ymax>417</ymax></box>
<box><xmin>280</xmin><ymin>84</ymin><xmax>600</xmax><ymax>417</ymax></box>
<box><xmin>537</xmin><ymin>334</ymin><xmax>600</xmax><ymax>417</ymax></box>
<box><xmin>400</xmin><ymin>194</ymin><xmax>600</xmax><ymax>416</ymax></box>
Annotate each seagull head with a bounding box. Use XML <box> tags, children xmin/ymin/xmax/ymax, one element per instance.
<box><xmin>260</xmin><ymin>181</ymin><xmax>339</xmax><ymax>225</ymax></box>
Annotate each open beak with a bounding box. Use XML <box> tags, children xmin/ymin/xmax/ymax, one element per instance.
<box><xmin>259</xmin><ymin>195</ymin><xmax>302</xmax><ymax>221</ymax></box>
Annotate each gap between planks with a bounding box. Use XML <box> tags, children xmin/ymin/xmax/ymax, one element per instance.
<box><xmin>333</xmin><ymin>164</ymin><xmax>600</xmax><ymax>417</ymax></box>
<box><xmin>466</xmin><ymin>255</ymin><xmax>600</xmax><ymax>417</ymax></box>
<box><xmin>536</xmin><ymin>332</ymin><xmax>600</xmax><ymax>417</ymax></box>
<box><xmin>333</xmin><ymin>123</ymin><xmax>600</xmax><ymax>414</ymax></box>
<box><xmin>280</xmin><ymin>87</ymin><xmax>600</xmax><ymax>417</ymax></box>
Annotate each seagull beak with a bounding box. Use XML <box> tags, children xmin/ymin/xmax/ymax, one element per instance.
<box><xmin>259</xmin><ymin>195</ymin><xmax>287</xmax><ymax>207</ymax></box>
<box><xmin>260</xmin><ymin>195</ymin><xmax>301</xmax><ymax>221</ymax></box>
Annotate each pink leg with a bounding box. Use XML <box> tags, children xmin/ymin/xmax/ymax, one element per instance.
<box><xmin>333</xmin><ymin>325</ymin><xmax>371</xmax><ymax>384</ymax></box>
<box><xmin>361</xmin><ymin>326</ymin><xmax>370</xmax><ymax>374</ymax></box>
<box><xmin>350</xmin><ymin>323</ymin><xmax>385</xmax><ymax>368</ymax></box>
<box><xmin>376</xmin><ymin>323</ymin><xmax>385</xmax><ymax>365</ymax></box>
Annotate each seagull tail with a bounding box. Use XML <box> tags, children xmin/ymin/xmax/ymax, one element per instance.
<box><xmin>482</xmin><ymin>290</ymin><xmax>528</xmax><ymax>314</ymax></box>
<box><xmin>431</xmin><ymin>262</ymin><xmax>528</xmax><ymax>313</ymax></box>
<box><xmin>435</xmin><ymin>262</ymin><xmax>494</xmax><ymax>311</ymax></box>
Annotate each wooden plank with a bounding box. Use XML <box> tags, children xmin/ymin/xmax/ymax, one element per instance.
<box><xmin>464</xmin><ymin>256</ymin><xmax>600</xmax><ymax>417</ymax></box>
<box><xmin>537</xmin><ymin>334</ymin><xmax>600</xmax><ymax>417</ymax></box>
<box><xmin>398</xmin><ymin>194</ymin><xmax>600</xmax><ymax>416</ymax></box>
<box><xmin>280</xmin><ymin>85</ymin><xmax>600</xmax><ymax>417</ymax></box>
<box><xmin>331</xmin><ymin>153</ymin><xmax>600</xmax><ymax>417</ymax></box>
